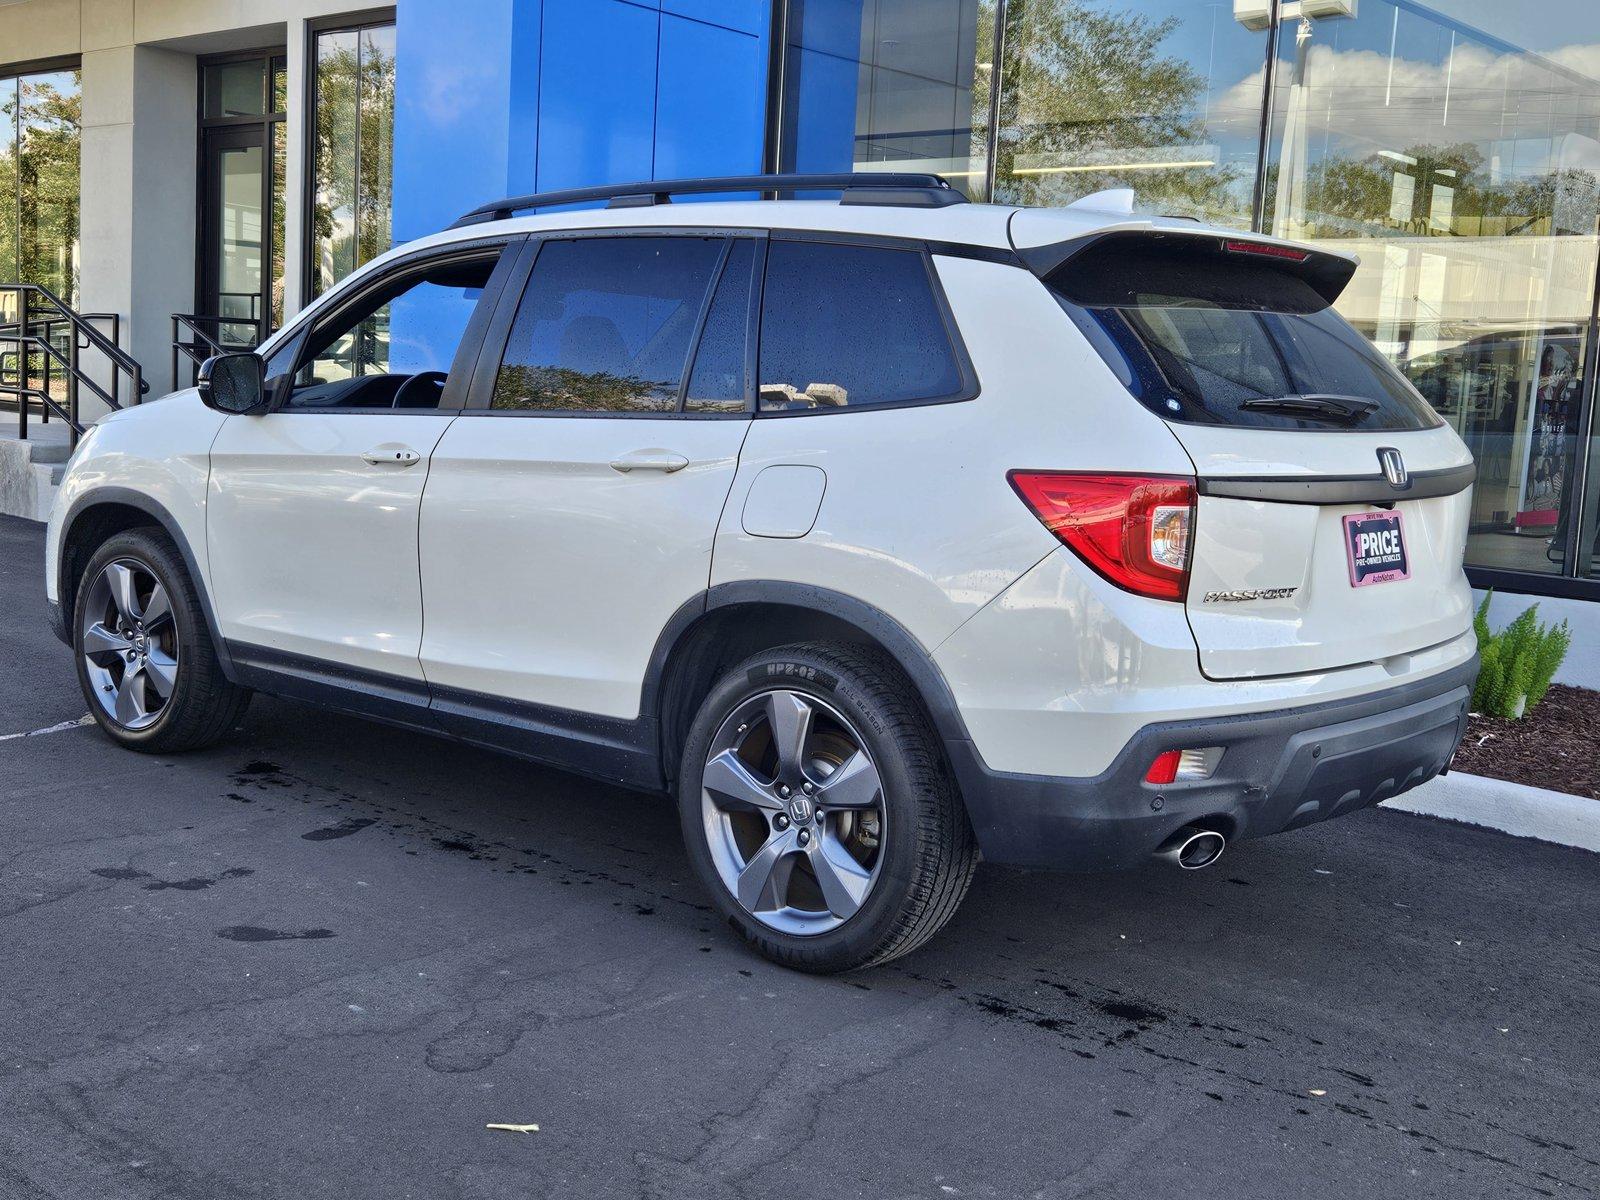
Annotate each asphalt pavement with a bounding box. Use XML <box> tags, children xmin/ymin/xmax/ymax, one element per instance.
<box><xmin>2</xmin><ymin>514</ymin><xmax>1597</xmax><ymax>1199</ymax></box>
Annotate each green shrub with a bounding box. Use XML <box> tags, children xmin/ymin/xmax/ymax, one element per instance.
<box><xmin>1469</xmin><ymin>591</ymin><xmax>1571</xmax><ymax>719</ymax></box>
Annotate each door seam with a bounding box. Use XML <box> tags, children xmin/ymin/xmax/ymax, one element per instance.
<box><xmin>414</xmin><ymin>412</ymin><xmax>463</xmax><ymax>697</ymax></box>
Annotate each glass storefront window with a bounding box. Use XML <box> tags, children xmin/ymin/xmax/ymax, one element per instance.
<box><xmin>271</xmin><ymin>119</ymin><xmax>286</xmax><ymax>329</ymax></box>
<box><xmin>1264</xmin><ymin>0</ymin><xmax>1600</xmax><ymax>578</ymax></box>
<box><xmin>773</xmin><ymin>0</ymin><xmax>1600</xmax><ymax>591</ymax></box>
<box><xmin>992</xmin><ymin>0</ymin><xmax>1267</xmax><ymax>227</ymax></box>
<box><xmin>775</xmin><ymin>0</ymin><xmax>1269</xmax><ymax>217</ymax></box>
<box><xmin>0</xmin><ymin>66</ymin><xmax>81</xmax><ymax>305</ymax></box>
<box><xmin>311</xmin><ymin>21</ymin><xmax>396</xmax><ymax>299</ymax></box>
<box><xmin>778</xmin><ymin>0</ymin><xmax>995</xmax><ymax>198</ymax></box>
<box><xmin>204</xmin><ymin>59</ymin><xmax>270</xmax><ymax>119</ymax></box>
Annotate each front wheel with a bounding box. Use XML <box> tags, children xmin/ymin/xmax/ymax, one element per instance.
<box><xmin>73</xmin><ymin>528</ymin><xmax>251</xmax><ymax>753</ymax></box>
<box><xmin>678</xmin><ymin>642</ymin><xmax>977</xmax><ymax>973</ymax></box>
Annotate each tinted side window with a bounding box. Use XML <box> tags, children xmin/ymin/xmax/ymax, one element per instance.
<box><xmin>492</xmin><ymin>236</ymin><xmax>726</xmax><ymax>413</ymax></box>
<box><xmin>285</xmin><ymin>253</ymin><xmax>500</xmax><ymax>411</ymax></box>
<box><xmin>757</xmin><ymin>241</ymin><xmax>964</xmax><ymax>411</ymax></box>
<box><xmin>685</xmin><ymin>239</ymin><xmax>756</xmax><ymax>414</ymax></box>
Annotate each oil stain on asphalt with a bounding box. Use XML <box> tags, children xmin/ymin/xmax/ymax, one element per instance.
<box><xmin>302</xmin><ymin>817</ymin><xmax>377</xmax><ymax>842</ymax></box>
<box><xmin>215</xmin><ymin>925</ymin><xmax>337</xmax><ymax>942</ymax></box>
<box><xmin>91</xmin><ymin>865</ymin><xmax>255</xmax><ymax>891</ymax></box>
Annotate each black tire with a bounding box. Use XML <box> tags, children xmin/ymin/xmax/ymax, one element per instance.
<box><xmin>72</xmin><ymin>527</ymin><xmax>251</xmax><ymax>753</ymax></box>
<box><xmin>678</xmin><ymin>641</ymin><xmax>977</xmax><ymax>973</ymax></box>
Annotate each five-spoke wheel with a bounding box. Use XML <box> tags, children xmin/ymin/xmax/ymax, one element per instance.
<box><xmin>679</xmin><ymin>643</ymin><xmax>977</xmax><ymax>972</ymax></box>
<box><xmin>79</xmin><ymin>559</ymin><xmax>179</xmax><ymax>730</ymax></box>
<box><xmin>700</xmin><ymin>689</ymin><xmax>886</xmax><ymax>935</ymax></box>
<box><xmin>72</xmin><ymin>528</ymin><xmax>250</xmax><ymax>752</ymax></box>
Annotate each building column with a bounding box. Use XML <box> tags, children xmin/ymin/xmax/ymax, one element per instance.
<box><xmin>77</xmin><ymin>44</ymin><xmax>197</xmax><ymax>407</ymax></box>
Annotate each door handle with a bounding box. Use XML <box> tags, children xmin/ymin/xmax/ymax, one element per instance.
<box><xmin>362</xmin><ymin>445</ymin><xmax>422</xmax><ymax>467</ymax></box>
<box><xmin>610</xmin><ymin>450</ymin><xmax>689</xmax><ymax>474</ymax></box>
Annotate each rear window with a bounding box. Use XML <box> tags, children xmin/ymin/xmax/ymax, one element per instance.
<box><xmin>1050</xmin><ymin>238</ymin><xmax>1442</xmax><ymax>433</ymax></box>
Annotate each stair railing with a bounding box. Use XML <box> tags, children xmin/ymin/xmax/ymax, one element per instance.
<box><xmin>171</xmin><ymin>313</ymin><xmax>263</xmax><ymax>392</ymax></box>
<box><xmin>0</xmin><ymin>284</ymin><xmax>148</xmax><ymax>448</ymax></box>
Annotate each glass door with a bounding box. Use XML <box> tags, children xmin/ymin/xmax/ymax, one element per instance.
<box><xmin>201</xmin><ymin>125</ymin><xmax>269</xmax><ymax>349</ymax></box>
<box><xmin>196</xmin><ymin>53</ymin><xmax>285</xmax><ymax>352</ymax></box>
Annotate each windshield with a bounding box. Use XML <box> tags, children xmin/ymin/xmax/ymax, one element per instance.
<box><xmin>1049</xmin><ymin>238</ymin><xmax>1442</xmax><ymax>433</ymax></box>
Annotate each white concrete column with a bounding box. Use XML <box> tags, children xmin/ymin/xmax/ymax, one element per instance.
<box><xmin>77</xmin><ymin>43</ymin><xmax>198</xmax><ymax>407</ymax></box>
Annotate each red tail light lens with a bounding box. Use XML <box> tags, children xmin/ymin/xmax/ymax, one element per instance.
<box><xmin>1145</xmin><ymin>750</ymin><xmax>1182</xmax><ymax>785</ymax></box>
<box><xmin>1008</xmin><ymin>471</ymin><xmax>1197</xmax><ymax>601</ymax></box>
<box><xmin>1223</xmin><ymin>238</ymin><xmax>1310</xmax><ymax>263</ymax></box>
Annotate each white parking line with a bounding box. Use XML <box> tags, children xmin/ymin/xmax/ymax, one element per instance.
<box><xmin>0</xmin><ymin>714</ymin><xmax>94</xmax><ymax>743</ymax></box>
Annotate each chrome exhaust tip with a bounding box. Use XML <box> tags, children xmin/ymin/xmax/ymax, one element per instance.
<box><xmin>1155</xmin><ymin>827</ymin><xmax>1226</xmax><ymax>871</ymax></box>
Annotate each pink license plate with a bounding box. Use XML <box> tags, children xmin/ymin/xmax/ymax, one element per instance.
<box><xmin>1344</xmin><ymin>511</ymin><xmax>1410</xmax><ymax>587</ymax></box>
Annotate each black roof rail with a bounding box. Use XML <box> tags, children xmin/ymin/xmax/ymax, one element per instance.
<box><xmin>449</xmin><ymin>172</ymin><xmax>966</xmax><ymax>228</ymax></box>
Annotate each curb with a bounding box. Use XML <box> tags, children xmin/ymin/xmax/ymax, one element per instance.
<box><xmin>1383</xmin><ymin>771</ymin><xmax>1600</xmax><ymax>854</ymax></box>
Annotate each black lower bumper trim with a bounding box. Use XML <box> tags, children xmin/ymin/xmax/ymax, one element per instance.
<box><xmin>46</xmin><ymin>598</ymin><xmax>69</xmax><ymax>647</ymax></box>
<box><xmin>947</xmin><ymin>656</ymin><xmax>1479</xmax><ymax>871</ymax></box>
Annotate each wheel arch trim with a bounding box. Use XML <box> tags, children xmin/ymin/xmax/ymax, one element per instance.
<box><xmin>642</xmin><ymin>581</ymin><xmax>977</xmax><ymax>771</ymax></box>
<box><xmin>56</xmin><ymin>488</ymin><xmax>235</xmax><ymax>677</ymax></box>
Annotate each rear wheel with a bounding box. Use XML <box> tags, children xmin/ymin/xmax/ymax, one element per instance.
<box><xmin>73</xmin><ymin>528</ymin><xmax>250</xmax><ymax>753</ymax></box>
<box><xmin>678</xmin><ymin>642</ymin><xmax>977</xmax><ymax>972</ymax></box>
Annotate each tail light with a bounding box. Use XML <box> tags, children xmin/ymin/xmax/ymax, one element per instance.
<box><xmin>1145</xmin><ymin>747</ymin><xmax>1222</xmax><ymax>784</ymax></box>
<box><xmin>1009</xmin><ymin>471</ymin><xmax>1196</xmax><ymax>601</ymax></box>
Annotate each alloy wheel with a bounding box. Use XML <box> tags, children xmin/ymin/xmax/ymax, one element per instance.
<box><xmin>700</xmin><ymin>689</ymin><xmax>886</xmax><ymax>935</ymax></box>
<box><xmin>80</xmin><ymin>559</ymin><xmax>179</xmax><ymax>731</ymax></box>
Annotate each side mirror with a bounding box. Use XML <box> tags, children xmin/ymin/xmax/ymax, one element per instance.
<box><xmin>197</xmin><ymin>352</ymin><xmax>268</xmax><ymax>415</ymax></box>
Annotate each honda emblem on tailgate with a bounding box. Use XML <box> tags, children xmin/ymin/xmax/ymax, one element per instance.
<box><xmin>1377</xmin><ymin>447</ymin><xmax>1409</xmax><ymax>490</ymax></box>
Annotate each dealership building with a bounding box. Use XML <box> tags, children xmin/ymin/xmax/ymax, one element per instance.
<box><xmin>2</xmin><ymin>0</ymin><xmax>1599</xmax><ymax>674</ymax></box>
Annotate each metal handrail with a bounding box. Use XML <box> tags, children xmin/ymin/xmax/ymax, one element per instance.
<box><xmin>0</xmin><ymin>283</ymin><xmax>147</xmax><ymax>447</ymax></box>
<box><xmin>171</xmin><ymin>313</ymin><xmax>262</xmax><ymax>392</ymax></box>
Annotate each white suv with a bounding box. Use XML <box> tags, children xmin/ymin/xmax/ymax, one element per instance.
<box><xmin>45</xmin><ymin>174</ymin><xmax>1479</xmax><ymax>972</ymax></box>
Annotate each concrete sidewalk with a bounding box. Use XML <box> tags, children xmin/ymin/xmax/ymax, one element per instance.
<box><xmin>1386</xmin><ymin>770</ymin><xmax>1600</xmax><ymax>854</ymax></box>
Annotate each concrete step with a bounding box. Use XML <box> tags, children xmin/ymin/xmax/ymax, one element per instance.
<box><xmin>0</xmin><ymin>439</ymin><xmax>61</xmax><ymax>523</ymax></box>
<box><xmin>27</xmin><ymin>441</ymin><xmax>72</xmax><ymax>465</ymax></box>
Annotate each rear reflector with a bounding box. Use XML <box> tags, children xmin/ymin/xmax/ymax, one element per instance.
<box><xmin>1008</xmin><ymin>472</ymin><xmax>1196</xmax><ymax>601</ymax></box>
<box><xmin>1145</xmin><ymin>750</ymin><xmax>1182</xmax><ymax>785</ymax></box>
<box><xmin>1145</xmin><ymin>747</ymin><xmax>1222</xmax><ymax>784</ymax></box>
<box><xmin>1223</xmin><ymin>238</ymin><xmax>1309</xmax><ymax>263</ymax></box>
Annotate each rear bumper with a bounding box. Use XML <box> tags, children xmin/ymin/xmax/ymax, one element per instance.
<box><xmin>947</xmin><ymin>655</ymin><xmax>1478</xmax><ymax>871</ymax></box>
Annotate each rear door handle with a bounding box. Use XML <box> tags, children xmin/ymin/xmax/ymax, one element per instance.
<box><xmin>362</xmin><ymin>444</ymin><xmax>422</xmax><ymax>467</ymax></box>
<box><xmin>610</xmin><ymin>449</ymin><xmax>689</xmax><ymax>474</ymax></box>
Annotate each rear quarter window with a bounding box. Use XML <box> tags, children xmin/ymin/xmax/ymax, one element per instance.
<box><xmin>1050</xmin><ymin>237</ymin><xmax>1442</xmax><ymax>433</ymax></box>
<box><xmin>757</xmin><ymin>240</ymin><xmax>968</xmax><ymax>412</ymax></box>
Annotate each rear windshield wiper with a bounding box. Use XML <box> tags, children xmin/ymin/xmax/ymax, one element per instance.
<box><xmin>1238</xmin><ymin>394</ymin><xmax>1379</xmax><ymax>425</ymax></box>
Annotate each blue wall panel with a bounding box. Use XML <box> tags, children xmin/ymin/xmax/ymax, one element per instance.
<box><xmin>536</xmin><ymin>0</ymin><xmax>659</xmax><ymax>192</ymax></box>
<box><xmin>393</xmin><ymin>0</ymin><xmax>540</xmax><ymax>240</ymax></box>
<box><xmin>394</xmin><ymin>0</ymin><xmax>770</xmax><ymax>240</ymax></box>
<box><xmin>654</xmin><ymin>14</ymin><xmax>767</xmax><ymax>183</ymax></box>
<box><xmin>664</xmin><ymin>0</ymin><xmax>769</xmax><ymax>36</ymax></box>
<box><xmin>787</xmin><ymin>0</ymin><xmax>863</xmax><ymax>60</ymax></box>
<box><xmin>783</xmin><ymin>46</ymin><xmax>857</xmax><ymax>173</ymax></box>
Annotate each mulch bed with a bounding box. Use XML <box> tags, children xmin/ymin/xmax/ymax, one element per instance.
<box><xmin>1450</xmin><ymin>684</ymin><xmax>1600</xmax><ymax>801</ymax></box>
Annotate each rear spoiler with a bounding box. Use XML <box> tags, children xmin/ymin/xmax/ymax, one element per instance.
<box><xmin>1013</xmin><ymin>227</ymin><xmax>1360</xmax><ymax>308</ymax></box>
